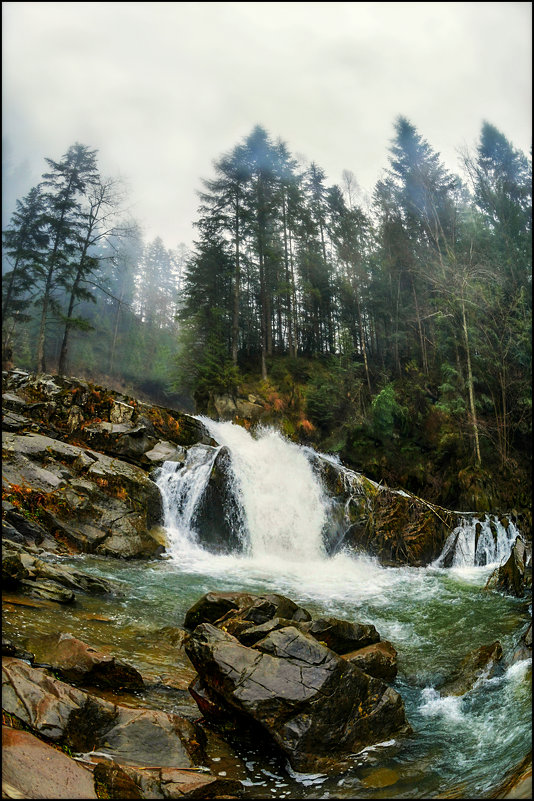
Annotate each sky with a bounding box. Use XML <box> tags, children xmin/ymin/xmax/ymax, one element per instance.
<box><xmin>2</xmin><ymin>1</ymin><xmax>532</xmax><ymax>251</ymax></box>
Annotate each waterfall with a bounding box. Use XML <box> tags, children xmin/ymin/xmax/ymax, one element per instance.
<box><xmin>155</xmin><ymin>421</ymin><xmax>329</xmax><ymax>561</ymax></box>
<box><xmin>155</xmin><ymin>443</ymin><xmax>221</xmax><ymax>553</ymax></box>
<box><xmin>155</xmin><ymin>419</ymin><xmax>521</xmax><ymax>572</ymax></box>
<box><xmin>196</xmin><ymin>419</ymin><xmax>329</xmax><ymax>560</ymax></box>
<box><xmin>433</xmin><ymin>515</ymin><xmax>520</xmax><ymax>568</ymax></box>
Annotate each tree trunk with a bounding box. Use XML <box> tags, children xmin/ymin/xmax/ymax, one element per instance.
<box><xmin>231</xmin><ymin>196</ymin><xmax>241</xmax><ymax>365</ymax></box>
<box><xmin>461</xmin><ymin>297</ymin><xmax>482</xmax><ymax>465</ymax></box>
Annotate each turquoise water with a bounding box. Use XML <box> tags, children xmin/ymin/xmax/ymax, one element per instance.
<box><xmin>3</xmin><ymin>420</ymin><xmax>531</xmax><ymax>797</ymax></box>
<box><xmin>9</xmin><ymin>548</ymin><xmax>526</xmax><ymax>799</ymax></box>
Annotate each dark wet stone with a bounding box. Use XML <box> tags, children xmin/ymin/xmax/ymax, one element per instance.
<box><xmin>438</xmin><ymin>641</ymin><xmax>504</xmax><ymax>696</ymax></box>
<box><xmin>185</xmin><ymin>623</ymin><xmax>410</xmax><ymax>772</ymax></box>
<box><xmin>302</xmin><ymin>615</ymin><xmax>380</xmax><ymax>655</ymax></box>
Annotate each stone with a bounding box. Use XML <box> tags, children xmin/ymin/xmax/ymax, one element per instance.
<box><xmin>34</xmin><ymin>632</ymin><xmax>144</xmax><ymax>691</ymax></box>
<box><xmin>186</xmin><ymin>623</ymin><xmax>410</xmax><ymax>772</ymax></box>
<box><xmin>343</xmin><ymin>640</ymin><xmax>398</xmax><ymax>682</ymax></box>
<box><xmin>92</xmin><ymin>761</ymin><xmax>242</xmax><ymax>800</ymax></box>
<box><xmin>184</xmin><ymin>591</ymin><xmax>311</xmax><ymax>631</ymax></box>
<box><xmin>2</xmin><ymin>658</ymin><xmax>206</xmax><ymax>769</ymax></box>
<box><xmin>2</xmin><ymin>725</ymin><xmax>98</xmax><ymax>799</ymax></box>
<box><xmin>303</xmin><ymin>615</ymin><xmax>380</xmax><ymax>654</ymax></box>
<box><xmin>144</xmin><ymin>440</ymin><xmax>187</xmax><ymax>464</ymax></box>
<box><xmin>485</xmin><ymin>537</ymin><xmax>531</xmax><ymax>597</ymax></box>
<box><xmin>184</xmin><ymin>592</ymin><xmax>259</xmax><ymax>630</ymax></box>
<box><xmin>438</xmin><ymin>641</ymin><xmax>504</xmax><ymax>696</ymax></box>
<box><xmin>20</xmin><ymin>578</ymin><xmax>76</xmax><ymax>604</ymax></box>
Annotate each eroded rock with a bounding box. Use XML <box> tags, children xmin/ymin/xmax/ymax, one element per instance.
<box><xmin>185</xmin><ymin>623</ymin><xmax>410</xmax><ymax>772</ymax></box>
<box><xmin>34</xmin><ymin>632</ymin><xmax>144</xmax><ymax>691</ymax></box>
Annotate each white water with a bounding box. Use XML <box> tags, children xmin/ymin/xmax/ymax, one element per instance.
<box><xmin>155</xmin><ymin>443</ymin><xmax>221</xmax><ymax>554</ymax></box>
<box><xmin>433</xmin><ymin>515</ymin><xmax>520</xmax><ymax>568</ymax></box>
<box><xmin>155</xmin><ymin>420</ymin><xmax>520</xmax><ymax>576</ymax></box>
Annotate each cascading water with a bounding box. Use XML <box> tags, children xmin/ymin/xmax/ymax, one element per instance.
<box><xmin>17</xmin><ymin>418</ymin><xmax>530</xmax><ymax>799</ymax></box>
<box><xmin>433</xmin><ymin>515</ymin><xmax>521</xmax><ymax>568</ymax></box>
<box><xmin>156</xmin><ymin>420</ymin><xmax>330</xmax><ymax>562</ymax></box>
<box><xmin>155</xmin><ymin>443</ymin><xmax>221</xmax><ymax>553</ymax></box>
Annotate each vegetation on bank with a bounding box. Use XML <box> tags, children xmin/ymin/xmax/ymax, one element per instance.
<box><xmin>2</xmin><ymin>118</ymin><xmax>531</xmax><ymax>514</ymax></box>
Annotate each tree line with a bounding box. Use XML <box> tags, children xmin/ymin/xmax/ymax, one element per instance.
<box><xmin>2</xmin><ymin>118</ymin><xmax>531</xmax><ymax>473</ymax></box>
<box><xmin>177</xmin><ymin>120</ymin><xmax>531</xmax><ymax>469</ymax></box>
<box><xmin>2</xmin><ymin>144</ymin><xmax>186</xmax><ymax>398</ymax></box>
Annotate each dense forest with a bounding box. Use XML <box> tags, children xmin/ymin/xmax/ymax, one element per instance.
<box><xmin>2</xmin><ymin>118</ymin><xmax>531</xmax><ymax>512</ymax></box>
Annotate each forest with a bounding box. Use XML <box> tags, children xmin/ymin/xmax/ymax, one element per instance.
<box><xmin>2</xmin><ymin>117</ymin><xmax>532</xmax><ymax>513</ymax></box>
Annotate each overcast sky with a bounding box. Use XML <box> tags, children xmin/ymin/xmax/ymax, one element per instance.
<box><xmin>2</xmin><ymin>1</ymin><xmax>532</xmax><ymax>251</ymax></box>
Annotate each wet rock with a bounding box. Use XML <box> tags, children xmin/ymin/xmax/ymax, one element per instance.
<box><xmin>191</xmin><ymin>446</ymin><xmax>244</xmax><ymax>554</ymax></box>
<box><xmin>485</xmin><ymin>537</ymin><xmax>532</xmax><ymax>598</ymax></box>
<box><xmin>2</xmin><ymin>430</ymin><xmax>163</xmax><ymax>559</ymax></box>
<box><xmin>510</xmin><ymin>621</ymin><xmax>532</xmax><ymax>665</ymax></box>
<box><xmin>302</xmin><ymin>615</ymin><xmax>380</xmax><ymax>654</ymax></box>
<box><xmin>2</xmin><ymin>637</ymin><xmax>34</xmax><ymax>663</ymax></box>
<box><xmin>93</xmin><ymin>761</ymin><xmax>242</xmax><ymax>799</ymax></box>
<box><xmin>490</xmin><ymin>752</ymin><xmax>532</xmax><ymax>799</ymax></box>
<box><xmin>184</xmin><ymin>591</ymin><xmax>311</xmax><ymax>631</ymax></box>
<box><xmin>4</xmin><ymin>507</ymin><xmax>47</xmax><ymax>544</ymax></box>
<box><xmin>438</xmin><ymin>641</ymin><xmax>504</xmax><ymax>696</ymax></box>
<box><xmin>144</xmin><ymin>440</ymin><xmax>187</xmax><ymax>464</ymax></box>
<box><xmin>185</xmin><ymin>623</ymin><xmax>410</xmax><ymax>772</ymax></box>
<box><xmin>2</xmin><ymin>725</ymin><xmax>98</xmax><ymax>799</ymax></box>
<box><xmin>20</xmin><ymin>578</ymin><xmax>76</xmax><ymax>604</ymax></box>
<box><xmin>184</xmin><ymin>592</ymin><xmax>259</xmax><ymax>630</ymax></box>
<box><xmin>343</xmin><ymin>640</ymin><xmax>398</xmax><ymax>682</ymax></box>
<box><xmin>34</xmin><ymin>632</ymin><xmax>144</xmax><ymax>691</ymax></box>
<box><xmin>2</xmin><ymin>552</ymin><xmax>30</xmax><ymax>587</ymax></box>
<box><xmin>2</xmin><ymin>657</ymin><xmax>206</xmax><ymax>769</ymax></box>
<box><xmin>2</xmin><ymin>409</ymin><xmax>33</xmax><ymax>432</ymax></box>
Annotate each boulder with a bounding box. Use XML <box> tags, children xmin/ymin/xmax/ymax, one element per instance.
<box><xmin>2</xmin><ymin>726</ymin><xmax>98</xmax><ymax>799</ymax></box>
<box><xmin>485</xmin><ymin>537</ymin><xmax>532</xmax><ymax>597</ymax></box>
<box><xmin>92</xmin><ymin>761</ymin><xmax>242</xmax><ymax>799</ymax></box>
<box><xmin>2</xmin><ymin>430</ymin><xmax>164</xmax><ymax>559</ymax></box>
<box><xmin>510</xmin><ymin>620</ymin><xmax>532</xmax><ymax>665</ymax></box>
<box><xmin>438</xmin><ymin>641</ymin><xmax>504</xmax><ymax>696</ymax></box>
<box><xmin>183</xmin><ymin>591</ymin><xmax>310</xmax><ymax>631</ymax></box>
<box><xmin>34</xmin><ymin>632</ymin><xmax>144</xmax><ymax>691</ymax></box>
<box><xmin>302</xmin><ymin>615</ymin><xmax>380</xmax><ymax>654</ymax></box>
<box><xmin>185</xmin><ymin>623</ymin><xmax>410</xmax><ymax>772</ymax></box>
<box><xmin>184</xmin><ymin>592</ymin><xmax>259</xmax><ymax>630</ymax></box>
<box><xmin>342</xmin><ymin>640</ymin><xmax>398</xmax><ymax>682</ymax></box>
<box><xmin>20</xmin><ymin>578</ymin><xmax>76</xmax><ymax>604</ymax></box>
<box><xmin>2</xmin><ymin>657</ymin><xmax>206</xmax><ymax>769</ymax></box>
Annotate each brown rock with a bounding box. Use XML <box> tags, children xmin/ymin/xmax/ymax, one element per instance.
<box><xmin>2</xmin><ymin>725</ymin><xmax>98</xmax><ymax>799</ymax></box>
<box><xmin>2</xmin><ymin>657</ymin><xmax>206</xmax><ymax>769</ymax></box>
<box><xmin>343</xmin><ymin>640</ymin><xmax>398</xmax><ymax>682</ymax></box>
<box><xmin>34</xmin><ymin>632</ymin><xmax>144</xmax><ymax>691</ymax></box>
<box><xmin>303</xmin><ymin>615</ymin><xmax>380</xmax><ymax>654</ymax></box>
<box><xmin>439</xmin><ymin>641</ymin><xmax>504</xmax><ymax>696</ymax></box>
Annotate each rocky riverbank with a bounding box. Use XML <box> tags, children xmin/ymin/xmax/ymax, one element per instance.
<box><xmin>2</xmin><ymin>368</ymin><xmax>532</xmax><ymax>798</ymax></box>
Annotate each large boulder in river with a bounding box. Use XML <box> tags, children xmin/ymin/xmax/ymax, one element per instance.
<box><xmin>185</xmin><ymin>623</ymin><xmax>410</xmax><ymax>772</ymax></box>
<box><xmin>183</xmin><ymin>591</ymin><xmax>311</xmax><ymax>631</ymax></box>
<box><xmin>438</xmin><ymin>641</ymin><xmax>504</xmax><ymax>696</ymax></box>
<box><xmin>485</xmin><ymin>537</ymin><xmax>532</xmax><ymax>597</ymax></box>
<box><xmin>301</xmin><ymin>616</ymin><xmax>380</xmax><ymax>654</ymax></box>
<box><xmin>343</xmin><ymin>640</ymin><xmax>398</xmax><ymax>682</ymax></box>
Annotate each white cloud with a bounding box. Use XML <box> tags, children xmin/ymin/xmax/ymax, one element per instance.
<box><xmin>2</xmin><ymin>1</ymin><xmax>531</xmax><ymax>248</ymax></box>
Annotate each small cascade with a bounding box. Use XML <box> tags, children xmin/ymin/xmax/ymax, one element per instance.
<box><xmin>433</xmin><ymin>515</ymin><xmax>520</xmax><ymax>568</ymax></box>
<box><xmin>155</xmin><ymin>444</ymin><xmax>221</xmax><ymax>553</ymax></box>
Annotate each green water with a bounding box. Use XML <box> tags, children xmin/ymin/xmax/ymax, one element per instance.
<box><xmin>4</xmin><ymin>550</ymin><xmax>531</xmax><ymax>799</ymax></box>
